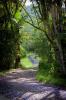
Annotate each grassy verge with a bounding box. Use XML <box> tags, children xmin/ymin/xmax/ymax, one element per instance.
<box><xmin>20</xmin><ymin>57</ymin><xmax>33</xmax><ymax>69</ymax></box>
<box><xmin>36</xmin><ymin>61</ymin><xmax>66</xmax><ymax>87</ymax></box>
<box><xmin>0</xmin><ymin>70</ymin><xmax>8</xmax><ymax>76</ymax></box>
<box><xmin>36</xmin><ymin>69</ymin><xmax>66</xmax><ymax>87</ymax></box>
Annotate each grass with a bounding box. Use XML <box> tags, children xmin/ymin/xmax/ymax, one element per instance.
<box><xmin>20</xmin><ymin>57</ymin><xmax>33</xmax><ymax>69</ymax></box>
<box><xmin>0</xmin><ymin>70</ymin><xmax>9</xmax><ymax>76</ymax></box>
<box><xmin>36</xmin><ymin>69</ymin><xmax>66</xmax><ymax>87</ymax></box>
<box><xmin>36</xmin><ymin>62</ymin><xmax>66</xmax><ymax>87</ymax></box>
<box><xmin>0</xmin><ymin>71</ymin><xmax>6</xmax><ymax>76</ymax></box>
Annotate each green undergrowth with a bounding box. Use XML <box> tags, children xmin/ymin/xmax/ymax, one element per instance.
<box><xmin>0</xmin><ymin>70</ymin><xmax>9</xmax><ymax>76</ymax></box>
<box><xmin>0</xmin><ymin>72</ymin><xmax>6</xmax><ymax>76</ymax></box>
<box><xmin>0</xmin><ymin>68</ymin><xmax>16</xmax><ymax>76</ymax></box>
<box><xmin>36</xmin><ymin>64</ymin><xmax>66</xmax><ymax>87</ymax></box>
<box><xmin>20</xmin><ymin>57</ymin><xmax>33</xmax><ymax>69</ymax></box>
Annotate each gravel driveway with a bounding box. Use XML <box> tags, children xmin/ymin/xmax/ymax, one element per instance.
<box><xmin>0</xmin><ymin>68</ymin><xmax>66</xmax><ymax>100</ymax></box>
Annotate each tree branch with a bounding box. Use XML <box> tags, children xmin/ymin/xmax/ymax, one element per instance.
<box><xmin>21</xmin><ymin>4</ymin><xmax>34</xmax><ymax>25</ymax></box>
<box><xmin>23</xmin><ymin>18</ymin><xmax>54</xmax><ymax>44</ymax></box>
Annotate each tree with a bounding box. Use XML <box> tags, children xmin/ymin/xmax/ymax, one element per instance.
<box><xmin>30</xmin><ymin>0</ymin><xmax>66</xmax><ymax>75</ymax></box>
<box><xmin>0</xmin><ymin>0</ymin><xmax>21</xmax><ymax>70</ymax></box>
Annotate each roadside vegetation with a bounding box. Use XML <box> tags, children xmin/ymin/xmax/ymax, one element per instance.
<box><xmin>20</xmin><ymin>57</ymin><xmax>33</xmax><ymax>69</ymax></box>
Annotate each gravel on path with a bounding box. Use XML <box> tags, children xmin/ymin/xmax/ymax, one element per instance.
<box><xmin>0</xmin><ymin>68</ymin><xmax>66</xmax><ymax>100</ymax></box>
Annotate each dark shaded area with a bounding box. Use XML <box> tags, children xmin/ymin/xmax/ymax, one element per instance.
<box><xmin>0</xmin><ymin>0</ymin><xmax>20</xmax><ymax>71</ymax></box>
<box><xmin>0</xmin><ymin>30</ymin><xmax>17</xmax><ymax>70</ymax></box>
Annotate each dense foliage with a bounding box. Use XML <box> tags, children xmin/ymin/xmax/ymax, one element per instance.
<box><xmin>31</xmin><ymin>0</ymin><xmax>66</xmax><ymax>76</ymax></box>
<box><xmin>0</xmin><ymin>0</ymin><xmax>21</xmax><ymax>70</ymax></box>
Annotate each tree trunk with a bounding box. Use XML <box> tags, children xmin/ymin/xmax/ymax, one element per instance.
<box><xmin>53</xmin><ymin>39</ymin><xmax>65</xmax><ymax>75</ymax></box>
<box><xmin>51</xmin><ymin>4</ymin><xmax>66</xmax><ymax>75</ymax></box>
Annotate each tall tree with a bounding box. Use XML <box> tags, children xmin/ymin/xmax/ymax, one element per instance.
<box><xmin>31</xmin><ymin>0</ymin><xmax>66</xmax><ymax>75</ymax></box>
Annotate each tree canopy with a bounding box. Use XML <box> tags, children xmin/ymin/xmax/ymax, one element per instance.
<box><xmin>0</xmin><ymin>0</ymin><xmax>66</xmax><ymax>79</ymax></box>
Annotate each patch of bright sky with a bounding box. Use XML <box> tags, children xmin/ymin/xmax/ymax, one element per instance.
<box><xmin>62</xmin><ymin>2</ymin><xmax>65</xmax><ymax>8</ymax></box>
<box><xmin>25</xmin><ymin>0</ymin><xmax>32</xmax><ymax>6</ymax></box>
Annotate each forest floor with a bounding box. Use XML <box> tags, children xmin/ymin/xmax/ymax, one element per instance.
<box><xmin>0</xmin><ymin>68</ymin><xmax>66</xmax><ymax>100</ymax></box>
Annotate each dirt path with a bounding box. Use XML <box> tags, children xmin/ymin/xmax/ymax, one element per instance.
<box><xmin>0</xmin><ymin>68</ymin><xmax>66</xmax><ymax>100</ymax></box>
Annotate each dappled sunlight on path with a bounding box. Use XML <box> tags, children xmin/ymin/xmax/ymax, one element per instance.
<box><xmin>0</xmin><ymin>68</ymin><xmax>66</xmax><ymax>100</ymax></box>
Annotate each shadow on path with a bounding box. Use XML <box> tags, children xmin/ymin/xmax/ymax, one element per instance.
<box><xmin>0</xmin><ymin>68</ymin><xmax>66</xmax><ymax>100</ymax></box>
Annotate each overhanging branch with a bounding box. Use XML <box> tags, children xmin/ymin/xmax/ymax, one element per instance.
<box><xmin>23</xmin><ymin>18</ymin><xmax>54</xmax><ymax>44</ymax></box>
